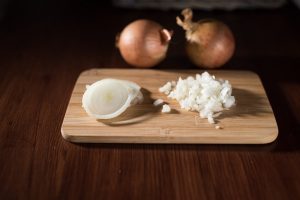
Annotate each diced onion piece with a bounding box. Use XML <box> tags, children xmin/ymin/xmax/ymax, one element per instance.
<box><xmin>153</xmin><ymin>99</ymin><xmax>164</xmax><ymax>106</ymax></box>
<box><xmin>159</xmin><ymin>82</ymin><xmax>172</xmax><ymax>95</ymax></box>
<box><xmin>162</xmin><ymin>104</ymin><xmax>171</xmax><ymax>113</ymax></box>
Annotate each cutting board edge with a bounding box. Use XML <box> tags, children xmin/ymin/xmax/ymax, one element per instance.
<box><xmin>61</xmin><ymin>126</ymin><xmax>278</xmax><ymax>144</ymax></box>
<box><xmin>79</xmin><ymin>68</ymin><xmax>261</xmax><ymax>77</ymax></box>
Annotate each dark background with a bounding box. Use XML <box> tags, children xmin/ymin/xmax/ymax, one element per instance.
<box><xmin>0</xmin><ymin>0</ymin><xmax>300</xmax><ymax>199</ymax></box>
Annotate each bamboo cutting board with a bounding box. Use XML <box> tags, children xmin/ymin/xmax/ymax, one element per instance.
<box><xmin>61</xmin><ymin>69</ymin><xmax>278</xmax><ymax>144</ymax></box>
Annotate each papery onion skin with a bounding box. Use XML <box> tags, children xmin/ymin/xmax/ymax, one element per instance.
<box><xmin>116</xmin><ymin>19</ymin><xmax>172</xmax><ymax>68</ymax></box>
<box><xmin>177</xmin><ymin>9</ymin><xmax>235</xmax><ymax>69</ymax></box>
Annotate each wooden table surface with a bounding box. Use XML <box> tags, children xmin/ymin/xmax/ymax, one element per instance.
<box><xmin>1</xmin><ymin>2</ymin><xmax>300</xmax><ymax>199</ymax></box>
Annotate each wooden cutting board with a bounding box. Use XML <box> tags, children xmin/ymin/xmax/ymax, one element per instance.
<box><xmin>61</xmin><ymin>69</ymin><xmax>278</xmax><ymax>144</ymax></box>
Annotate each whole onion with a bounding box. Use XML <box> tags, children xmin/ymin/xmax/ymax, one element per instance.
<box><xmin>116</xmin><ymin>19</ymin><xmax>173</xmax><ymax>68</ymax></box>
<box><xmin>177</xmin><ymin>8</ymin><xmax>235</xmax><ymax>68</ymax></box>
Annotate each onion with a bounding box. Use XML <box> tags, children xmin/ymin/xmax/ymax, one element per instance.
<box><xmin>176</xmin><ymin>8</ymin><xmax>235</xmax><ymax>68</ymax></box>
<box><xmin>159</xmin><ymin>71</ymin><xmax>236</xmax><ymax>124</ymax></box>
<box><xmin>82</xmin><ymin>79</ymin><xmax>143</xmax><ymax>119</ymax></box>
<box><xmin>116</xmin><ymin>19</ymin><xmax>173</xmax><ymax>68</ymax></box>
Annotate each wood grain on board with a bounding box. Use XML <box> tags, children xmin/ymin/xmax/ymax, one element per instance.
<box><xmin>61</xmin><ymin>69</ymin><xmax>278</xmax><ymax>144</ymax></box>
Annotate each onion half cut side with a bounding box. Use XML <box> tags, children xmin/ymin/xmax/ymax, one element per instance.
<box><xmin>82</xmin><ymin>79</ymin><xmax>143</xmax><ymax>119</ymax></box>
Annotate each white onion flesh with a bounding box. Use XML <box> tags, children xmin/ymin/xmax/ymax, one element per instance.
<box><xmin>82</xmin><ymin>79</ymin><xmax>143</xmax><ymax>119</ymax></box>
<box><xmin>159</xmin><ymin>72</ymin><xmax>235</xmax><ymax>124</ymax></box>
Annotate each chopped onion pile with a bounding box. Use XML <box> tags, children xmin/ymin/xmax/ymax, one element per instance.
<box><xmin>159</xmin><ymin>72</ymin><xmax>235</xmax><ymax>124</ymax></box>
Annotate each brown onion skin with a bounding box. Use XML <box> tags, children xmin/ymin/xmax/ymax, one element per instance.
<box><xmin>186</xmin><ymin>19</ymin><xmax>235</xmax><ymax>68</ymax></box>
<box><xmin>177</xmin><ymin>9</ymin><xmax>235</xmax><ymax>69</ymax></box>
<box><xmin>116</xmin><ymin>19</ymin><xmax>171</xmax><ymax>68</ymax></box>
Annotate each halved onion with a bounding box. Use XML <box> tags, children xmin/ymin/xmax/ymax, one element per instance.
<box><xmin>82</xmin><ymin>79</ymin><xmax>143</xmax><ymax>119</ymax></box>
